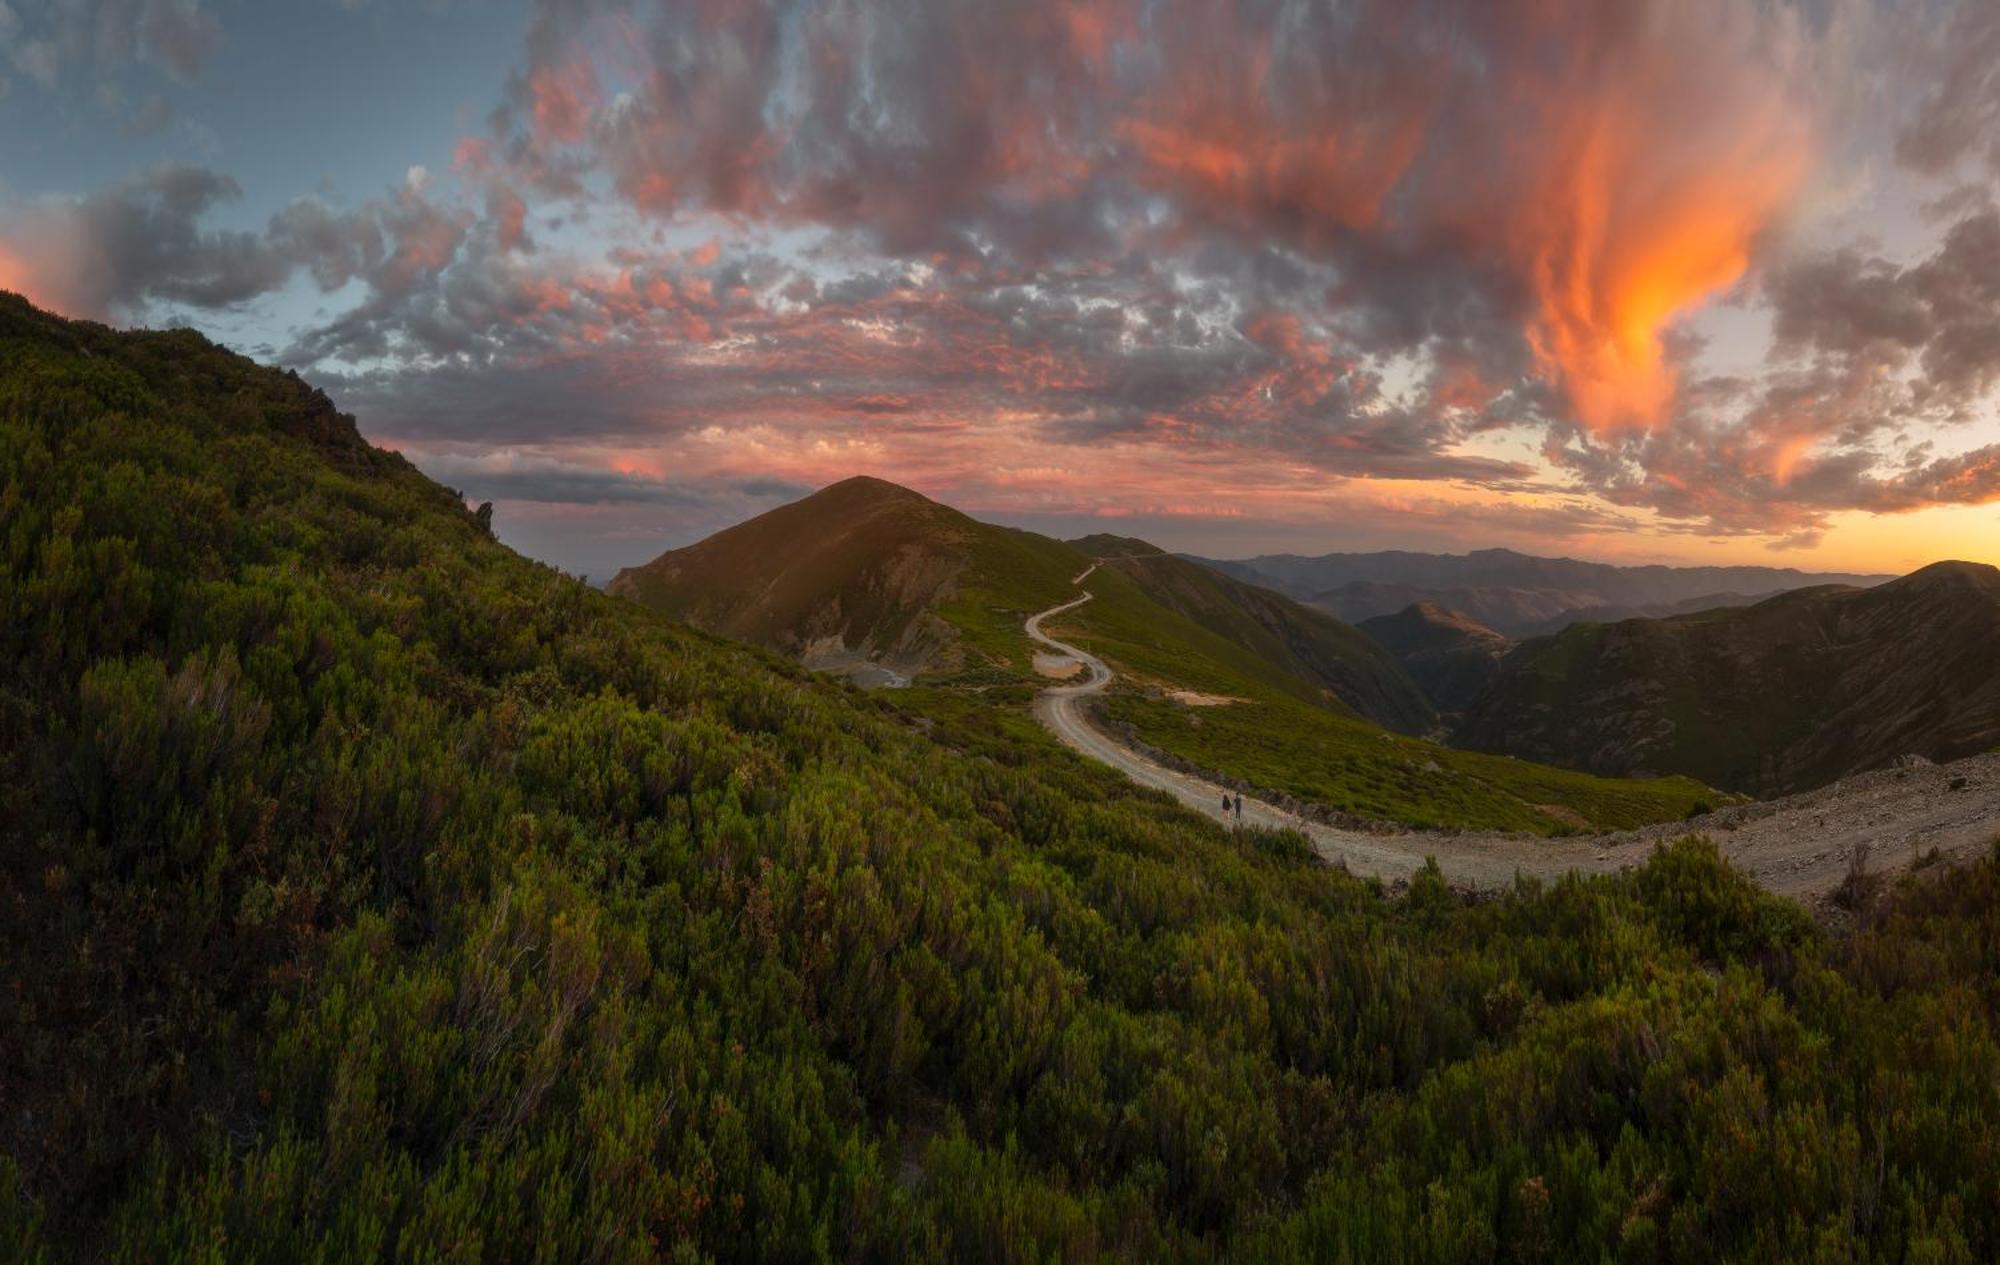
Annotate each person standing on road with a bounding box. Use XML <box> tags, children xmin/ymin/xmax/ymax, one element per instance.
<box><xmin>1233</xmin><ymin>794</ymin><xmax>1244</xmax><ymax>824</ymax></box>
<box><xmin>1221</xmin><ymin>792</ymin><xmax>1232</xmax><ymax>820</ymax></box>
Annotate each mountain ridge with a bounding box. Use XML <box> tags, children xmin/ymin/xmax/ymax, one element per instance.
<box><xmin>1196</xmin><ymin>547</ymin><xmax>1892</xmax><ymax>634</ymax></box>
<box><xmin>1457</xmin><ymin>560</ymin><xmax>2000</xmax><ymax>794</ymax></box>
<box><xmin>1357</xmin><ymin>602</ymin><xmax>1514</xmax><ymax>716</ymax></box>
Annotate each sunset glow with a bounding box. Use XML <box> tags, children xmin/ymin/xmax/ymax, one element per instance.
<box><xmin>0</xmin><ymin>242</ymin><xmax>52</xmax><ymax>318</ymax></box>
<box><xmin>1</xmin><ymin>0</ymin><xmax>1996</xmax><ymax>578</ymax></box>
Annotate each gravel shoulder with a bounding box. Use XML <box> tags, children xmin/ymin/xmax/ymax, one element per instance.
<box><xmin>1027</xmin><ymin>591</ymin><xmax>2000</xmax><ymax>899</ymax></box>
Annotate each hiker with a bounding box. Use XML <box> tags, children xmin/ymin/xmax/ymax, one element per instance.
<box><xmin>1221</xmin><ymin>792</ymin><xmax>1232</xmax><ymax>819</ymax></box>
<box><xmin>1233</xmin><ymin>794</ymin><xmax>1244</xmax><ymax>824</ymax></box>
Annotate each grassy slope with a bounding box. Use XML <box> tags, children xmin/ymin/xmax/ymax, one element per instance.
<box><xmin>1095</xmin><ymin>691</ymin><xmax>1717</xmax><ymax>832</ymax></box>
<box><xmin>5</xmin><ymin>296</ymin><xmax>2000</xmax><ymax>1260</ymax></box>
<box><xmin>1076</xmin><ymin>542</ymin><xmax>1437</xmax><ymax>735</ymax></box>
<box><xmin>1033</xmin><ymin>568</ymin><xmax>1714</xmax><ymax>833</ymax></box>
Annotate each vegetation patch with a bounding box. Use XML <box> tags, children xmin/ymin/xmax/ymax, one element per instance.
<box><xmin>1100</xmin><ymin>689</ymin><xmax>1718</xmax><ymax>834</ymax></box>
<box><xmin>4</xmin><ymin>294</ymin><xmax>2000</xmax><ymax>1260</ymax></box>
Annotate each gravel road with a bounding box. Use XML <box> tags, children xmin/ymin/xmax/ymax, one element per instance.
<box><xmin>1026</xmin><ymin>590</ymin><xmax>2000</xmax><ymax>899</ymax></box>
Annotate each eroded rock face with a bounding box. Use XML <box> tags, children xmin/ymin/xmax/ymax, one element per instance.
<box><xmin>1454</xmin><ymin>563</ymin><xmax>2000</xmax><ymax>795</ymax></box>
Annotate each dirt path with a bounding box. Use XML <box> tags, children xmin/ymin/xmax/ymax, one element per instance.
<box><xmin>1026</xmin><ymin>591</ymin><xmax>2000</xmax><ymax>898</ymax></box>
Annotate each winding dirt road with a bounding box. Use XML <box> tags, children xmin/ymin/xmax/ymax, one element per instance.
<box><xmin>1026</xmin><ymin>587</ymin><xmax>2000</xmax><ymax>898</ymax></box>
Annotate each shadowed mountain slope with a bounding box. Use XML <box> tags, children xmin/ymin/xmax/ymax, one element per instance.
<box><xmin>1457</xmin><ymin>563</ymin><xmax>2000</xmax><ymax>794</ymax></box>
<box><xmin>1357</xmin><ymin>602</ymin><xmax>1514</xmax><ymax>716</ymax></box>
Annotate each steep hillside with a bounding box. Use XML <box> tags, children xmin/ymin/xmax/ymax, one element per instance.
<box><xmin>1358</xmin><ymin>602</ymin><xmax>1513</xmax><ymax>715</ymax></box>
<box><xmin>605</xmin><ymin>475</ymin><xmax>991</xmax><ymax>677</ymax></box>
<box><xmin>1203</xmin><ymin>548</ymin><xmax>1887</xmax><ymax>633</ymax></box>
<box><xmin>1072</xmin><ymin>537</ymin><xmax>1435</xmax><ymax>735</ymax></box>
<box><xmin>9</xmin><ymin>293</ymin><xmax>2000</xmax><ymax>1260</ymax></box>
<box><xmin>1458</xmin><ymin>565</ymin><xmax>2000</xmax><ymax>794</ymax></box>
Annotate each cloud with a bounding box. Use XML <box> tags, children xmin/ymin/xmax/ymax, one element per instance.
<box><xmin>1768</xmin><ymin>207</ymin><xmax>2000</xmax><ymax>417</ymax></box>
<box><xmin>1542</xmin><ymin>209</ymin><xmax>2000</xmax><ymax>536</ymax></box>
<box><xmin>0</xmin><ymin>167</ymin><xmax>486</xmax><ymax>327</ymax></box>
<box><xmin>134</xmin><ymin>0</ymin><xmax>221</xmax><ymax>82</ymax></box>
<box><xmin>1896</xmin><ymin>0</ymin><xmax>2000</xmax><ymax>177</ymax></box>
<box><xmin>365</xmin><ymin>0</ymin><xmax>1847</xmax><ymax>538</ymax></box>
<box><xmin>0</xmin><ymin>165</ymin><xmax>286</xmax><ymax>318</ymax></box>
<box><xmin>405</xmin><ymin>448</ymin><xmax>812</xmax><ymax>509</ymax></box>
<box><xmin>11</xmin><ymin>0</ymin><xmax>1989</xmax><ymax>561</ymax></box>
<box><xmin>490</xmin><ymin>0</ymin><xmax>1816</xmax><ymax>441</ymax></box>
<box><xmin>0</xmin><ymin>0</ymin><xmax>222</xmax><ymax>89</ymax></box>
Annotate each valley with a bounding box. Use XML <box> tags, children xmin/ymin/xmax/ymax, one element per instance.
<box><xmin>617</xmin><ymin>477</ymin><xmax>1720</xmax><ymax>835</ymax></box>
<box><xmin>614</xmin><ymin>475</ymin><xmax>2000</xmax><ymax>839</ymax></box>
<box><xmin>1027</xmin><ymin>573</ymin><xmax>2000</xmax><ymax>900</ymax></box>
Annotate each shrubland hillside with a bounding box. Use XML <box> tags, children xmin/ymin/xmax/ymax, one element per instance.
<box><xmin>6</xmin><ymin>292</ymin><xmax>2000</xmax><ymax>1260</ymax></box>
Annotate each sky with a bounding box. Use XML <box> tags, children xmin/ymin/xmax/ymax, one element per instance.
<box><xmin>3</xmin><ymin>0</ymin><xmax>2000</xmax><ymax>580</ymax></box>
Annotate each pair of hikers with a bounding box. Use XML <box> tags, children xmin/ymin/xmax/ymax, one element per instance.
<box><xmin>1221</xmin><ymin>792</ymin><xmax>1243</xmax><ymax>824</ymax></box>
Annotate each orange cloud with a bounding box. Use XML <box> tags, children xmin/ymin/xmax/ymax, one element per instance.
<box><xmin>1116</xmin><ymin>6</ymin><xmax>1430</xmax><ymax>239</ymax></box>
<box><xmin>1489</xmin><ymin>4</ymin><xmax>1813</xmax><ymax>434</ymax></box>
<box><xmin>530</xmin><ymin>58</ymin><xmax>602</xmax><ymax>145</ymax></box>
<box><xmin>1103</xmin><ymin>1</ymin><xmax>1814</xmax><ymax>436</ymax></box>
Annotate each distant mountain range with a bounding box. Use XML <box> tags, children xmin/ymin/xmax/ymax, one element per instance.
<box><xmin>1192</xmin><ymin>547</ymin><xmax>1892</xmax><ymax>635</ymax></box>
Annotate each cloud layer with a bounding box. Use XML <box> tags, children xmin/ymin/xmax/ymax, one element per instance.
<box><xmin>3</xmin><ymin>0</ymin><xmax>1998</xmax><ymax>560</ymax></box>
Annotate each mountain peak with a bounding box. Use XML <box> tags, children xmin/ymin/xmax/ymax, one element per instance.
<box><xmin>1893</xmin><ymin>559</ymin><xmax>2000</xmax><ymax>589</ymax></box>
<box><xmin>1071</xmin><ymin>533</ymin><xmax>1166</xmax><ymax>558</ymax></box>
<box><xmin>1359</xmin><ymin>601</ymin><xmax>1508</xmax><ymax>653</ymax></box>
<box><xmin>811</xmin><ymin>474</ymin><xmax>946</xmax><ymax>508</ymax></box>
